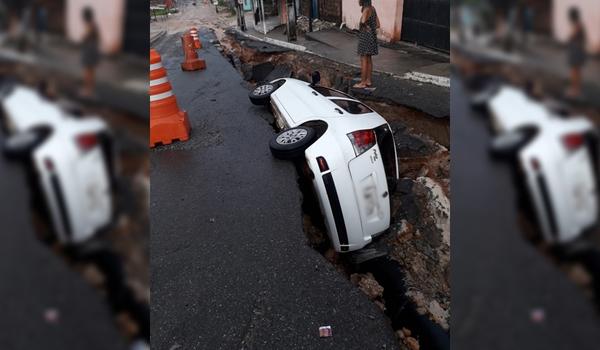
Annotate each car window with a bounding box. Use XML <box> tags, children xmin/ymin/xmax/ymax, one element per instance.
<box><xmin>313</xmin><ymin>86</ymin><xmax>352</xmax><ymax>98</ymax></box>
<box><xmin>330</xmin><ymin>99</ymin><xmax>373</xmax><ymax>115</ymax></box>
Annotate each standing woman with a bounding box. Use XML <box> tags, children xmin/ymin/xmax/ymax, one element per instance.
<box><xmin>354</xmin><ymin>0</ymin><xmax>379</xmax><ymax>89</ymax></box>
<box><xmin>80</xmin><ymin>7</ymin><xmax>100</xmax><ymax>97</ymax></box>
<box><xmin>566</xmin><ymin>7</ymin><xmax>586</xmax><ymax>98</ymax></box>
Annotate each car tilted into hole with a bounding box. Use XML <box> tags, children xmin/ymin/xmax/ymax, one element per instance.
<box><xmin>1</xmin><ymin>83</ymin><xmax>116</xmax><ymax>245</ymax></box>
<box><xmin>249</xmin><ymin>78</ymin><xmax>399</xmax><ymax>252</ymax></box>
<box><xmin>472</xmin><ymin>84</ymin><xmax>599</xmax><ymax>245</ymax></box>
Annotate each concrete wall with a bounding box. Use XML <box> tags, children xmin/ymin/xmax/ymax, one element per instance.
<box><xmin>66</xmin><ymin>0</ymin><xmax>125</xmax><ymax>54</ymax></box>
<box><xmin>553</xmin><ymin>0</ymin><xmax>600</xmax><ymax>53</ymax></box>
<box><xmin>342</xmin><ymin>0</ymin><xmax>403</xmax><ymax>42</ymax></box>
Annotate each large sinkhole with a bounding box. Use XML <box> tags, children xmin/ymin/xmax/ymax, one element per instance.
<box><xmin>215</xmin><ymin>32</ymin><xmax>451</xmax><ymax>349</ymax></box>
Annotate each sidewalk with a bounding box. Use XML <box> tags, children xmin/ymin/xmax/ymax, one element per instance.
<box><xmin>451</xmin><ymin>32</ymin><xmax>600</xmax><ymax>107</ymax></box>
<box><xmin>243</xmin><ymin>25</ymin><xmax>450</xmax><ymax>87</ymax></box>
<box><xmin>0</xmin><ymin>34</ymin><xmax>147</xmax><ymax>117</ymax></box>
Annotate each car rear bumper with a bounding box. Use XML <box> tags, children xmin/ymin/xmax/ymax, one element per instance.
<box><xmin>306</xmin><ymin>136</ymin><xmax>393</xmax><ymax>252</ymax></box>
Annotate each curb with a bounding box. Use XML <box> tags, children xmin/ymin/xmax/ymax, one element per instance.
<box><xmin>233</xmin><ymin>30</ymin><xmax>307</xmax><ymax>52</ymax></box>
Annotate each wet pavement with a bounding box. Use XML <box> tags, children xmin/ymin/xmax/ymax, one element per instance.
<box><xmin>451</xmin><ymin>74</ymin><xmax>600</xmax><ymax>349</ymax></box>
<box><xmin>150</xmin><ymin>28</ymin><xmax>398</xmax><ymax>349</ymax></box>
<box><xmin>305</xmin><ymin>29</ymin><xmax>449</xmax><ymax>78</ymax></box>
<box><xmin>0</xmin><ymin>132</ymin><xmax>127</xmax><ymax>350</ymax></box>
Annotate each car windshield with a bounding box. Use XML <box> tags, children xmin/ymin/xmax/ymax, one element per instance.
<box><xmin>313</xmin><ymin>86</ymin><xmax>352</xmax><ymax>98</ymax></box>
<box><xmin>330</xmin><ymin>99</ymin><xmax>373</xmax><ymax>115</ymax></box>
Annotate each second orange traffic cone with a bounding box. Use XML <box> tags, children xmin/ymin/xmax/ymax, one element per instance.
<box><xmin>181</xmin><ymin>33</ymin><xmax>206</xmax><ymax>71</ymax></box>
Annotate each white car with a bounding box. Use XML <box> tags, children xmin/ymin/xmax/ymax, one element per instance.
<box><xmin>249</xmin><ymin>77</ymin><xmax>399</xmax><ymax>252</ymax></box>
<box><xmin>474</xmin><ymin>84</ymin><xmax>599</xmax><ymax>244</ymax></box>
<box><xmin>1</xmin><ymin>84</ymin><xmax>115</xmax><ymax>245</ymax></box>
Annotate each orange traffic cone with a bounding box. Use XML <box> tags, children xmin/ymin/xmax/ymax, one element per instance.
<box><xmin>150</xmin><ymin>49</ymin><xmax>191</xmax><ymax>147</ymax></box>
<box><xmin>181</xmin><ymin>33</ymin><xmax>206</xmax><ymax>71</ymax></box>
<box><xmin>190</xmin><ymin>27</ymin><xmax>202</xmax><ymax>49</ymax></box>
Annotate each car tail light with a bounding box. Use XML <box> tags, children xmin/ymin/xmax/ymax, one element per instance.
<box><xmin>317</xmin><ymin>156</ymin><xmax>329</xmax><ymax>172</ymax></box>
<box><xmin>562</xmin><ymin>133</ymin><xmax>584</xmax><ymax>151</ymax></box>
<box><xmin>44</xmin><ymin>158</ymin><xmax>54</xmax><ymax>172</ymax></box>
<box><xmin>76</xmin><ymin>133</ymin><xmax>98</xmax><ymax>151</ymax></box>
<box><xmin>531</xmin><ymin>157</ymin><xmax>540</xmax><ymax>171</ymax></box>
<box><xmin>347</xmin><ymin>130</ymin><xmax>376</xmax><ymax>156</ymax></box>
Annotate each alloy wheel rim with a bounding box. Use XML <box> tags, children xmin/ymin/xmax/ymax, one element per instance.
<box><xmin>276</xmin><ymin>128</ymin><xmax>308</xmax><ymax>145</ymax></box>
<box><xmin>254</xmin><ymin>84</ymin><xmax>274</xmax><ymax>96</ymax></box>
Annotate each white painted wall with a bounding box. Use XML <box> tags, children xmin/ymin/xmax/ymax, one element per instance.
<box><xmin>341</xmin><ymin>0</ymin><xmax>403</xmax><ymax>42</ymax></box>
<box><xmin>66</xmin><ymin>0</ymin><xmax>125</xmax><ymax>54</ymax></box>
<box><xmin>553</xmin><ymin>0</ymin><xmax>600</xmax><ymax>53</ymax></box>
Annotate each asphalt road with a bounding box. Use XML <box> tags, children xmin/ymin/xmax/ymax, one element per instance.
<box><xmin>451</xmin><ymin>74</ymin><xmax>600</xmax><ymax>349</ymax></box>
<box><xmin>0</xmin><ymin>133</ymin><xmax>127</xmax><ymax>349</ymax></box>
<box><xmin>150</xmin><ymin>29</ymin><xmax>398</xmax><ymax>349</ymax></box>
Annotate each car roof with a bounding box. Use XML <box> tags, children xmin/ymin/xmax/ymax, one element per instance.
<box><xmin>3</xmin><ymin>86</ymin><xmax>65</xmax><ymax>131</ymax></box>
<box><xmin>272</xmin><ymin>79</ymin><xmax>380</xmax><ymax>124</ymax></box>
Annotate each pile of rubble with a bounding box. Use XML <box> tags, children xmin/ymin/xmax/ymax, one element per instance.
<box><xmin>296</xmin><ymin>16</ymin><xmax>338</xmax><ymax>33</ymax></box>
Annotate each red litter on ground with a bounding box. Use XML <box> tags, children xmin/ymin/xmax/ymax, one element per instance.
<box><xmin>319</xmin><ymin>326</ymin><xmax>332</xmax><ymax>337</ymax></box>
<box><xmin>530</xmin><ymin>308</ymin><xmax>546</xmax><ymax>323</ymax></box>
<box><xmin>44</xmin><ymin>308</ymin><xmax>60</xmax><ymax>324</ymax></box>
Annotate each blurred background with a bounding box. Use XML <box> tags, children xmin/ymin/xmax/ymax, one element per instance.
<box><xmin>0</xmin><ymin>1</ymin><xmax>149</xmax><ymax>349</ymax></box>
<box><xmin>451</xmin><ymin>0</ymin><xmax>600</xmax><ymax>349</ymax></box>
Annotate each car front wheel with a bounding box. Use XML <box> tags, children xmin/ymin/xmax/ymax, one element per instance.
<box><xmin>3</xmin><ymin>129</ymin><xmax>45</xmax><ymax>160</ymax></box>
<box><xmin>269</xmin><ymin>126</ymin><xmax>316</xmax><ymax>160</ymax></box>
<box><xmin>249</xmin><ymin>83</ymin><xmax>276</xmax><ymax>105</ymax></box>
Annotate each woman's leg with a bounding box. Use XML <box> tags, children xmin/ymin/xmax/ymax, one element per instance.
<box><xmin>354</xmin><ymin>56</ymin><xmax>368</xmax><ymax>88</ymax></box>
<box><xmin>568</xmin><ymin>66</ymin><xmax>582</xmax><ymax>97</ymax></box>
<box><xmin>366</xmin><ymin>56</ymin><xmax>373</xmax><ymax>86</ymax></box>
<box><xmin>82</xmin><ymin>67</ymin><xmax>95</xmax><ymax>96</ymax></box>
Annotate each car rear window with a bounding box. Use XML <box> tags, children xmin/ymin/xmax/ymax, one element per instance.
<box><xmin>330</xmin><ymin>99</ymin><xmax>373</xmax><ymax>115</ymax></box>
<box><xmin>313</xmin><ymin>86</ymin><xmax>352</xmax><ymax>98</ymax></box>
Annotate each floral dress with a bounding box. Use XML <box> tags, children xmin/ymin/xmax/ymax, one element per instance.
<box><xmin>357</xmin><ymin>7</ymin><xmax>378</xmax><ymax>56</ymax></box>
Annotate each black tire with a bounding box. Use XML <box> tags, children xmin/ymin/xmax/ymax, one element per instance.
<box><xmin>470</xmin><ymin>84</ymin><xmax>499</xmax><ymax>110</ymax></box>
<box><xmin>2</xmin><ymin>129</ymin><xmax>44</xmax><ymax>160</ymax></box>
<box><xmin>269</xmin><ymin>126</ymin><xmax>316</xmax><ymax>160</ymax></box>
<box><xmin>489</xmin><ymin>130</ymin><xmax>529</xmax><ymax>159</ymax></box>
<box><xmin>249</xmin><ymin>83</ymin><xmax>276</xmax><ymax>106</ymax></box>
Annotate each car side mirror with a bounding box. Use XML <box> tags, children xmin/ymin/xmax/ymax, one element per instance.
<box><xmin>311</xmin><ymin>71</ymin><xmax>321</xmax><ymax>86</ymax></box>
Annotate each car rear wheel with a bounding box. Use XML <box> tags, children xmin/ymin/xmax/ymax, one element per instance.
<box><xmin>249</xmin><ymin>83</ymin><xmax>276</xmax><ymax>105</ymax></box>
<box><xmin>269</xmin><ymin>126</ymin><xmax>316</xmax><ymax>160</ymax></box>
<box><xmin>2</xmin><ymin>129</ymin><xmax>45</xmax><ymax>159</ymax></box>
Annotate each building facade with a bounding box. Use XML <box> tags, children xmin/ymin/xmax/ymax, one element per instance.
<box><xmin>342</xmin><ymin>0</ymin><xmax>449</xmax><ymax>51</ymax></box>
<box><xmin>553</xmin><ymin>0</ymin><xmax>600</xmax><ymax>53</ymax></box>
